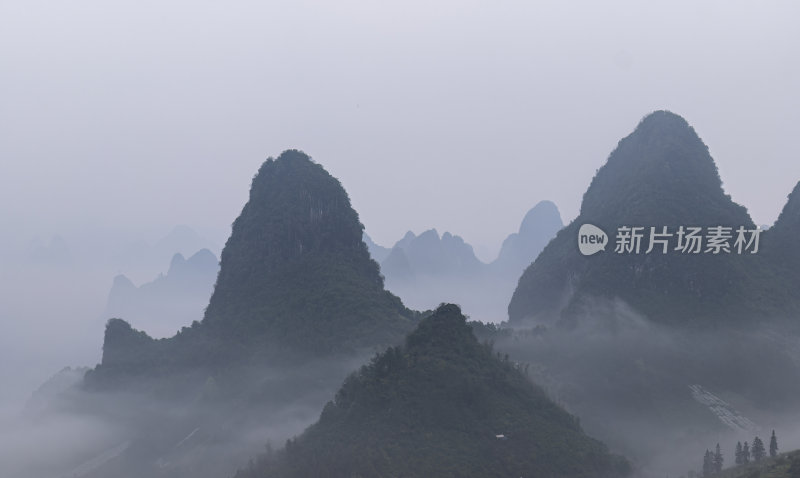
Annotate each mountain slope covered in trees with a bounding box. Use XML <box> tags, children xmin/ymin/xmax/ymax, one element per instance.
<box><xmin>712</xmin><ymin>449</ymin><xmax>800</xmax><ymax>478</ymax></box>
<box><xmin>237</xmin><ymin>304</ymin><xmax>630</xmax><ymax>478</ymax></box>
<box><xmin>508</xmin><ymin>110</ymin><xmax>790</xmax><ymax>327</ymax></box>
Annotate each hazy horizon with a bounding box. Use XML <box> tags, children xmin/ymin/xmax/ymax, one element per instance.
<box><xmin>2</xmin><ymin>1</ymin><xmax>799</xmax><ymax>258</ymax></box>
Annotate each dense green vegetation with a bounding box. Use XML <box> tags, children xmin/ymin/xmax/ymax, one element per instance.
<box><xmin>509</xmin><ymin>110</ymin><xmax>799</xmax><ymax>327</ymax></box>
<box><xmin>704</xmin><ymin>450</ymin><xmax>800</xmax><ymax>478</ymax></box>
<box><xmin>236</xmin><ymin>304</ymin><xmax>630</xmax><ymax>478</ymax></box>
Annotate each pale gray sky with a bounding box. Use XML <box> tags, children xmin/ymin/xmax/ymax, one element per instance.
<box><xmin>1</xmin><ymin>0</ymin><xmax>799</xmax><ymax>254</ymax></box>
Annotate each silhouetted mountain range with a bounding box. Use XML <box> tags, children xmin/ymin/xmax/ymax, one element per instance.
<box><xmin>107</xmin><ymin>225</ymin><xmax>220</xmax><ymax>282</ymax></box>
<box><xmin>370</xmin><ymin>201</ymin><xmax>562</xmax><ymax>321</ymax></box>
<box><xmin>18</xmin><ymin>113</ymin><xmax>800</xmax><ymax>478</ymax></box>
<box><xmin>380</xmin><ymin>229</ymin><xmax>484</xmax><ymax>279</ymax></box>
<box><xmin>485</xmin><ymin>111</ymin><xmax>800</xmax><ymax>476</ymax></box>
<box><xmin>104</xmin><ymin>249</ymin><xmax>219</xmax><ymax>338</ymax></box>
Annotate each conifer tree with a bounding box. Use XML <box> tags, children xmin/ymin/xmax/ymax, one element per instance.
<box><xmin>714</xmin><ymin>443</ymin><xmax>723</xmax><ymax>473</ymax></box>
<box><xmin>770</xmin><ymin>430</ymin><xmax>779</xmax><ymax>458</ymax></box>
<box><xmin>702</xmin><ymin>449</ymin><xmax>714</xmax><ymax>477</ymax></box>
<box><xmin>752</xmin><ymin>436</ymin><xmax>766</xmax><ymax>462</ymax></box>
<box><xmin>735</xmin><ymin>441</ymin><xmax>743</xmax><ymax>465</ymax></box>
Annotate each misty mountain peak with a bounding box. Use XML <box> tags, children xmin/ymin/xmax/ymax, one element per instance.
<box><xmin>394</xmin><ymin>230</ymin><xmax>418</xmax><ymax>251</ymax></box>
<box><xmin>169</xmin><ymin>248</ymin><xmax>218</xmax><ymax>278</ymax></box>
<box><xmin>509</xmin><ymin>112</ymin><xmax>764</xmax><ymax>326</ymax></box>
<box><xmin>168</xmin><ymin>252</ymin><xmax>186</xmax><ymax>272</ymax></box>
<box><xmin>188</xmin><ymin>248</ymin><xmax>218</xmax><ymax>266</ymax></box>
<box><xmin>491</xmin><ymin>200</ymin><xmax>563</xmax><ymax>279</ymax></box>
<box><xmin>111</xmin><ymin>274</ymin><xmax>136</xmax><ymax>291</ymax></box>
<box><xmin>238</xmin><ymin>303</ymin><xmax>629</xmax><ymax>478</ymax></box>
<box><xmin>382</xmin><ymin>227</ymin><xmax>483</xmax><ymax>281</ymax></box>
<box><xmin>198</xmin><ymin>149</ymin><xmax>413</xmax><ymax>354</ymax></box>
<box><xmin>416</xmin><ymin>228</ymin><xmax>440</xmax><ymax>242</ymax></box>
<box><xmin>404</xmin><ymin>303</ymin><xmax>475</xmax><ymax>352</ymax></box>
<box><xmin>579</xmin><ymin>110</ymin><xmax>736</xmax><ymax>224</ymax></box>
<box><xmin>104</xmin><ymin>248</ymin><xmax>219</xmax><ymax>339</ymax></box>
<box><xmin>519</xmin><ymin>200</ymin><xmax>562</xmax><ymax>237</ymax></box>
<box><xmin>99</xmin><ymin>318</ymin><xmax>154</xmax><ymax>369</ymax></box>
<box><xmin>632</xmin><ymin>110</ymin><xmax>694</xmax><ymax>140</ymax></box>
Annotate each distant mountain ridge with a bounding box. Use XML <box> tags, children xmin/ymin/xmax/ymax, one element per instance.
<box><xmin>370</xmin><ymin>201</ymin><xmax>562</xmax><ymax>320</ymax></box>
<box><xmin>363</xmin><ymin>233</ymin><xmax>391</xmax><ymax>263</ymax></box>
<box><xmin>492</xmin><ymin>200</ymin><xmax>563</xmax><ymax>279</ymax></box>
<box><xmin>380</xmin><ymin>228</ymin><xmax>484</xmax><ymax>279</ymax></box>
<box><xmin>108</xmin><ymin>225</ymin><xmax>221</xmax><ymax>282</ymax></box>
<box><xmin>104</xmin><ymin>249</ymin><xmax>218</xmax><ymax>338</ymax></box>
